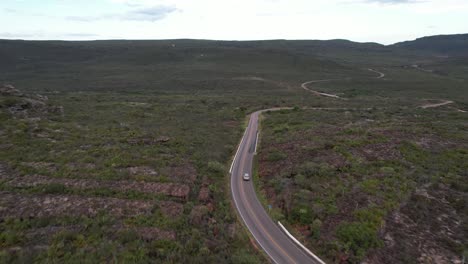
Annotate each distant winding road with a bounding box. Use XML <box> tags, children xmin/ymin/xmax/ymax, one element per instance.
<box><xmin>230</xmin><ymin>108</ymin><xmax>324</xmax><ymax>264</ymax></box>
<box><xmin>301</xmin><ymin>79</ymin><xmax>343</xmax><ymax>98</ymax></box>
<box><xmin>301</xmin><ymin>68</ymin><xmax>385</xmax><ymax>99</ymax></box>
<box><xmin>367</xmin><ymin>68</ymin><xmax>385</xmax><ymax>79</ymax></box>
<box><xmin>419</xmin><ymin>100</ymin><xmax>454</xmax><ymax>109</ymax></box>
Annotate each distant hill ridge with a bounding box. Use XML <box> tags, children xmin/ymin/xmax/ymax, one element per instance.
<box><xmin>391</xmin><ymin>33</ymin><xmax>468</xmax><ymax>55</ymax></box>
<box><xmin>0</xmin><ymin>33</ymin><xmax>467</xmax><ymax>68</ymax></box>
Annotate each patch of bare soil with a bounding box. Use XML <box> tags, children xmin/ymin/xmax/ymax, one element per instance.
<box><xmin>314</xmin><ymin>150</ymin><xmax>348</xmax><ymax>168</ymax></box>
<box><xmin>258</xmin><ymin>133</ymin><xmax>321</xmax><ymax>178</ymax></box>
<box><xmin>351</xmin><ymin>142</ymin><xmax>402</xmax><ymax>161</ymax></box>
<box><xmin>223</xmin><ymin>120</ymin><xmax>239</xmax><ymax>128</ymax></box>
<box><xmin>36</xmin><ymin>225</ymin><xmax>174</xmax><ymax>243</ymax></box>
<box><xmin>21</xmin><ymin>162</ymin><xmax>58</xmax><ymax>173</ymax></box>
<box><xmin>1</xmin><ymin>84</ymin><xmax>64</xmax><ymax>119</ymax></box>
<box><xmin>198</xmin><ymin>186</ymin><xmax>211</xmax><ymax>202</ymax></box>
<box><xmin>372</xmin><ymin>128</ymin><xmax>456</xmax><ymax>153</ymax></box>
<box><xmin>232</xmin><ymin>76</ymin><xmax>293</xmax><ymax>90</ymax></box>
<box><xmin>365</xmin><ymin>184</ymin><xmax>466</xmax><ymax>264</ymax></box>
<box><xmin>321</xmin><ymin>190</ymin><xmax>377</xmax><ymax>242</ymax></box>
<box><xmin>189</xmin><ymin>205</ymin><xmax>210</xmax><ymax>226</ymax></box>
<box><xmin>2</xmin><ymin>225</ymin><xmax>176</xmax><ymax>255</ymax></box>
<box><xmin>158</xmin><ymin>201</ymin><xmax>184</xmax><ymax>218</ymax></box>
<box><xmin>3</xmin><ymin>174</ymin><xmax>190</xmax><ymax>200</ymax></box>
<box><xmin>66</xmin><ymin>162</ymin><xmax>96</xmax><ymax>170</ymax></box>
<box><xmin>0</xmin><ymin>192</ymin><xmax>154</xmax><ymax>219</ymax></box>
<box><xmin>132</xmin><ymin>227</ymin><xmax>176</xmax><ymax>241</ymax></box>
<box><xmin>127</xmin><ymin>136</ymin><xmax>170</xmax><ymax>145</ymax></box>
<box><xmin>258</xmin><ymin>127</ymin><xmax>347</xmax><ymax>179</ymax></box>
<box><xmin>161</xmin><ymin>163</ymin><xmax>198</xmax><ymax>183</ymax></box>
<box><xmin>1</xmin><ymin>84</ymin><xmax>23</xmax><ymax>97</ymax></box>
<box><xmin>126</xmin><ymin>165</ymin><xmax>158</xmax><ymax>176</ymax></box>
<box><xmin>414</xmin><ymin>136</ymin><xmax>457</xmax><ymax>153</ymax></box>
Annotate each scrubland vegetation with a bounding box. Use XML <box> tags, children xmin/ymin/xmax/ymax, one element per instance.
<box><xmin>1</xmin><ymin>36</ymin><xmax>467</xmax><ymax>263</ymax></box>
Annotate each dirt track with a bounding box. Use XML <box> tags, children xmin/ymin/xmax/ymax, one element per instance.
<box><xmin>301</xmin><ymin>68</ymin><xmax>385</xmax><ymax>99</ymax></box>
<box><xmin>301</xmin><ymin>79</ymin><xmax>343</xmax><ymax>98</ymax></box>
<box><xmin>419</xmin><ymin>100</ymin><xmax>454</xmax><ymax>109</ymax></box>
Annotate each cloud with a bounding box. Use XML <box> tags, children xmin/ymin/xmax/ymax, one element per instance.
<box><xmin>62</xmin><ymin>33</ymin><xmax>100</xmax><ymax>38</ymax></box>
<box><xmin>364</xmin><ymin>0</ymin><xmax>424</xmax><ymax>4</ymax></box>
<box><xmin>67</xmin><ymin>5</ymin><xmax>178</xmax><ymax>22</ymax></box>
<box><xmin>0</xmin><ymin>32</ymin><xmax>39</xmax><ymax>38</ymax></box>
<box><xmin>3</xmin><ymin>8</ymin><xmax>18</xmax><ymax>13</ymax></box>
<box><xmin>0</xmin><ymin>32</ymin><xmax>100</xmax><ymax>40</ymax></box>
<box><xmin>66</xmin><ymin>15</ymin><xmax>97</xmax><ymax>22</ymax></box>
<box><xmin>126</xmin><ymin>5</ymin><xmax>178</xmax><ymax>21</ymax></box>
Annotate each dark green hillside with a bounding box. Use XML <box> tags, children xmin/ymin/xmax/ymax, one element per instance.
<box><xmin>392</xmin><ymin>34</ymin><xmax>468</xmax><ymax>55</ymax></box>
<box><xmin>0</xmin><ymin>39</ymin><xmax>373</xmax><ymax>93</ymax></box>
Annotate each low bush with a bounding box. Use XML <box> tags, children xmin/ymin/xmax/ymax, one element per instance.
<box><xmin>267</xmin><ymin>150</ymin><xmax>287</xmax><ymax>162</ymax></box>
<box><xmin>336</xmin><ymin>222</ymin><xmax>382</xmax><ymax>260</ymax></box>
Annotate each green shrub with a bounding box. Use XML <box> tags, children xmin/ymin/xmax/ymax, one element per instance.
<box><xmin>336</xmin><ymin>222</ymin><xmax>382</xmax><ymax>259</ymax></box>
<box><xmin>290</xmin><ymin>206</ymin><xmax>314</xmax><ymax>225</ymax></box>
<box><xmin>353</xmin><ymin>207</ymin><xmax>384</xmax><ymax>229</ymax></box>
<box><xmin>311</xmin><ymin>219</ymin><xmax>323</xmax><ymax>239</ymax></box>
<box><xmin>1</xmin><ymin>97</ymin><xmax>21</xmax><ymax>108</ymax></box>
<box><xmin>37</xmin><ymin>183</ymin><xmax>68</xmax><ymax>194</ymax></box>
<box><xmin>231</xmin><ymin>249</ymin><xmax>262</xmax><ymax>264</ymax></box>
<box><xmin>273</xmin><ymin>124</ymin><xmax>289</xmax><ymax>134</ymax></box>
<box><xmin>0</xmin><ymin>231</ymin><xmax>23</xmax><ymax>247</ymax></box>
<box><xmin>300</xmin><ymin>162</ymin><xmax>335</xmax><ymax>178</ymax></box>
<box><xmin>294</xmin><ymin>173</ymin><xmax>307</xmax><ymax>187</ymax></box>
<box><xmin>380</xmin><ymin>166</ymin><xmax>395</xmax><ymax>174</ymax></box>
<box><xmin>361</xmin><ymin>178</ymin><xmax>380</xmax><ymax>195</ymax></box>
<box><xmin>207</xmin><ymin>161</ymin><xmax>225</xmax><ymax>174</ymax></box>
<box><xmin>267</xmin><ymin>150</ymin><xmax>287</xmax><ymax>161</ymax></box>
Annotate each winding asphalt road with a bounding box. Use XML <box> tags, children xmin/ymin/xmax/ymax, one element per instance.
<box><xmin>231</xmin><ymin>70</ymin><xmax>388</xmax><ymax>263</ymax></box>
<box><xmin>230</xmin><ymin>108</ymin><xmax>322</xmax><ymax>264</ymax></box>
<box><xmin>231</xmin><ymin>68</ymin><xmax>463</xmax><ymax>261</ymax></box>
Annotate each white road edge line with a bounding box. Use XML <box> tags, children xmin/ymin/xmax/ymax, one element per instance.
<box><xmin>230</xmin><ymin>115</ymin><xmax>280</xmax><ymax>264</ymax></box>
<box><xmin>231</xmin><ymin>185</ymin><xmax>278</xmax><ymax>264</ymax></box>
<box><xmin>231</xmin><ymin>182</ymin><xmax>280</xmax><ymax>264</ymax></box>
<box><xmin>254</xmin><ymin>131</ymin><xmax>259</xmax><ymax>155</ymax></box>
<box><xmin>229</xmin><ymin>120</ymin><xmax>250</xmax><ymax>173</ymax></box>
<box><xmin>231</xmin><ymin>109</ymin><xmax>324</xmax><ymax>264</ymax></box>
<box><xmin>278</xmin><ymin>221</ymin><xmax>326</xmax><ymax>264</ymax></box>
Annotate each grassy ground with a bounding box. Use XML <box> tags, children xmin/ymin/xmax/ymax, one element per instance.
<box><xmin>0</xmin><ymin>87</ymin><xmax>271</xmax><ymax>263</ymax></box>
<box><xmin>1</xmin><ymin>39</ymin><xmax>467</xmax><ymax>263</ymax></box>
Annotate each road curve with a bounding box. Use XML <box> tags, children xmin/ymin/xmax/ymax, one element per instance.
<box><xmin>419</xmin><ymin>99</ymin><xmax>454</xmax><ymax>109</ymax></box>
<box><xmin>230</xmin><ymin>108</ymin><xmax>322</xmax><ymax>264</ymax></box>
<box><xmin>301</xmin><ymin>69</ymin><xmax>385</xmax><ymax>99</ymax></box>
<box><xmin>368</xmin><ymin>68</ymin><xmax>385</xmax><ymax>79</ymax></box>
<box><xmin>301</xmin><ymin>79</ymin><xmax>342</xmax><ymax>98</ymax></box>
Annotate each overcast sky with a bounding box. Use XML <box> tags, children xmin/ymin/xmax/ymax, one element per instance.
<box><xmin>1</xmin><ymin>0</ymin><xmax>467</xmax><ymax>44</ymax></box>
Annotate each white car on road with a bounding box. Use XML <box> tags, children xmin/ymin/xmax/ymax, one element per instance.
<box><xmin>243</xmin><ymin>173</ymin><xmax>250</xmax><ymax>181</ymax></box>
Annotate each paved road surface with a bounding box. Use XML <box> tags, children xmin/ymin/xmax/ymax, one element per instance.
<box><xmin>230</xmin><ymin>109</ymin><xmax>322</xmax><ymax>264</ymax></box>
